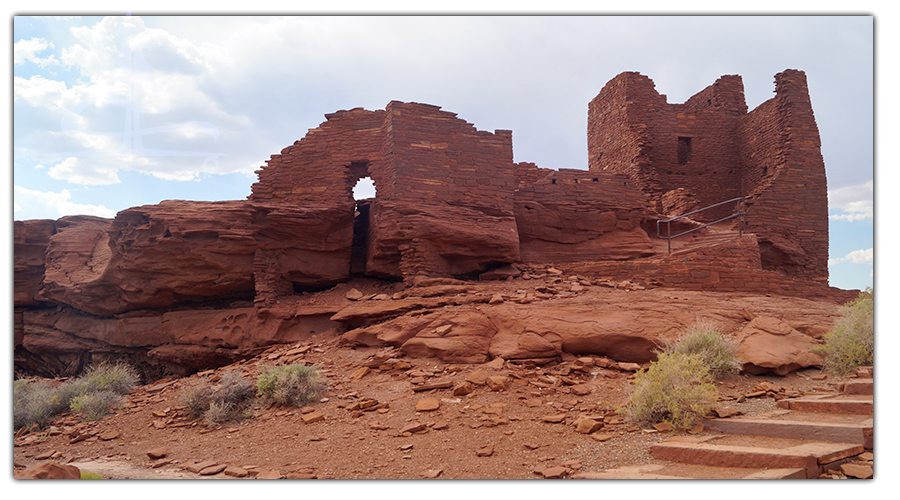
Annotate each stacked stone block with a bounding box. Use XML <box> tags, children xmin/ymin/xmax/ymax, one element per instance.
<box><xmin>587</xmin><ymin>69</ymin><xmax>830</xmax><ymax>282</ymax></box>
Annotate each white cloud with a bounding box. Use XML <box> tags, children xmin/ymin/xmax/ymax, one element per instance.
<box><xmin>829</xmin><ymin>247</ymin><xmax>873</xmax><ymax>266</ymax></box>
<box><xmin>13</xmin><ymin>75</ymin><xmax>68</xmax><ymax>106</ymax></box>
<box><xmin>14</xmin><ymin>37</ymin><xmax>59</xmax><ymax>67</ymax></box>
<box><xmin>48</xmin><ymin>157</ymin><xmax>121</xmax><ymax>185</ymax></box>
<box><xmin>14</xmin><ymin>185</ymin><xmax>117</xmax><ymax>219</ymax></box>
<box><xmin>828</xmin><ymin>180</ymin><xmax>873</xmax><ymax>221</ymax></box>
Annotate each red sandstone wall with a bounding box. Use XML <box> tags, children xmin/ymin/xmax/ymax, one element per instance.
<box><xmin>384</xmin><ymin>101</ymin><xmax>516</xmax><ymax>211</ymax></box>
<box><xmin>559</xmin><ymin>236</ymin><xmax>855</xmax><ymax>303</ymax></box>
<box><xmin>589</xmin><ymin>73</ymin><xmax>747</xmax><ymax>221</ymax></box>
<box><xmin>249</xmin><ymin>108</ymin><xmax>390</xmax><ymax>205</ymax></box>
<box><xmin>737</xmin><ymin>70</ymin><xmax>829</xmax><ymax>281</ymax></box>
<box><xmin>587</xmin><ymin>73</ymin><xmax>662</xmax><ymax>201</ymax></box>
<box><xmin>514</xmin><ymin>164</ymin><xmax>655</xmax><ymax>262</ymax></box>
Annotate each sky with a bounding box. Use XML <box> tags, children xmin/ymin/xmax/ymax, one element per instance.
<box><xmin>9</xmin><ymin>12</ymin><xmax>876</xmax><ymax>292</ymax></box>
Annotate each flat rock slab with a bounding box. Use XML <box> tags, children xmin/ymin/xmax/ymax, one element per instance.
<box><xmin>840</xmin><ymin>380</ymin><xmax>873</xmax><ymax>395</ymax></box>
<box><xmin>572</xmin><ymin>464</ymin><xmax>689</xmax><ymax>479</ymax></box>
<box><xmin>742</xmin><ymin>468</ymin><xmax>807</xmax><ymax>479</ymax></box>
<box><xmin>651</xmin><ymin>440</ymin><xmax>863</xmax><ymax>479</ymax></box>
<box><xmin>777</xmin><ymin>396</ymin><xmax>873</xmax><ymax>415</ymax></box>
<box><xmin>702</xmin><ymin>418</ymin><xmax>872</xmax><ymax>447</ymax></box>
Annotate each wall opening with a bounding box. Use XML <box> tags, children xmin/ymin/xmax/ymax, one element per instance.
<box><xmin>348</xmin><ymin>163</ymin><xmax>377</xmax><ymax>277</ymax></box>
<box><xmin>677</xmin><ymin>137</ymin><xmax>692</xmax><ymax>165</ymax></box>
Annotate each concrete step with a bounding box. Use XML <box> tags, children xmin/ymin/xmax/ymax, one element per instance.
<box><xmin>650</xmin><ymin>438</ymin><xmax>864</xmax><ymax>479</ymax></box>
<box><xmin>702</xmin><ymin>417</ymin><xmax>873</xmax><ymax>449</ymax></box>
<box><xmin>776</xmin><ymin>395</ymin><xmax>873</xmax><ymax>415</ymax></box>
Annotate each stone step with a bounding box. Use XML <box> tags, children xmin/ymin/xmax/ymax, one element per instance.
<box><xmin>573</xmin><ymin>463</ymin><xmax>804</xmax><ymax>480</ymax></box>
<box><xmin>702</xmin><ymin>418</ymin><xmax>873</xmax><ymax>449</ymax></box>
<box><xmin>776</xmin><ymin>395</ymin><xmax>873</xmax><ymax>415</ymax></box>
<box><xmin>650</xmin><ymin>439</ymin><xmax>864</xmax><ymax>479</ymax></box>
<box><xmin>840</xmin><ymin>379</ymin><xmax>873</xmax><ymax>395</ymax></box>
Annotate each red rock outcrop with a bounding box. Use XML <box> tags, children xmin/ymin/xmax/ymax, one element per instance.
<box><xmin>735</xmin><ymin>316</ymin><xmax>826</xmax><ymax>375</ymax></box>
<box><xmin>13</xmin><ymin>70</ymin><xmax>855</xmax><ymax>379</ymax></box>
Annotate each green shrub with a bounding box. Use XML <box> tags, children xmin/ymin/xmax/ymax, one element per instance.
<box><xmin>661</xmin><ymin>321</ymin><xmax>741</xmax><ymax>379</ymax></box>
<box><xmin>256</xmin><ymin>363</ymin><xmax>327</xmax><ymax>407</ymax></box>
<box><xmin>70</xmin><ymin>390</ymin><xmax>125</xmax><ymax>421</ymax></box>
<box><xmin>80</xmin><ymin>471</ymin><xmax>105</xmax><ymax>479</ymax></box>
<box><xmin>814</xmin><ymin>288</ymin><xmax>874</xmax><ymax>375</ymax></box>
<box><xmin>621</xmin><ymin>352</ymin><xmax>718</xmax><ymax>429</ymax></box>
<box><xmin>76</xmin><ymin>362</ymin><xmax>139</xmax><ymax>395</ymax></box>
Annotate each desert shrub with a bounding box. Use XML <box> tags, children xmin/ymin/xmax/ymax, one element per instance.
<box><xmin>14</xmin><ymin>362</ymin><xmax>139</xmax><ymax>430</ymax></box>
<box><xmin>80</xmin><ymin>471</ymin><xmax>105</xmax><ymax>479</ymax></box>
<box><xmin>256</xmin><ymin>363</ymin><xmax>327</xmax><ymax>407</ymax></box>
<box><xmin>76</xmin><ymin>362</ymin><xmax>139</xmax><ymax>395</ymax></box>
<box><xmin>814</xmin><ymin>288</ymin><xmax>874</xmax><ymax>375</ymax></box>
<box><xmin>621</xmin><ymin>352</ymin><xmax>718</xmax><ymax>429</ymax></box>
<box><xmin>180</xmin><ymin>378</ymin><xmax>215</xmax><ymax>419</ymax></box>
<box><xmin>70</xmin><ymin>390</ymin><xmax>125</xmax><ymax>421</ymax></box>
<box><xmin>181</xmin><ymin>369</ymin><xmax>256</xmax><ymax>424</ymax></box>
<box><xmin>13</xmin><ymin>380</ymin><xmax>62</xmax><ymax>430</ymax></box>
<box><xmin>661</xmin><ymin>321</ymin><xmax>741</xmax><ymax>379</ymax></box>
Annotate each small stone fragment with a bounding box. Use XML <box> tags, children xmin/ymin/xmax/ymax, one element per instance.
<box><xmin>840</xmin><ymin>463</ymin><xmax>873</xmax><ymax>479</ymax></box>
<box><xmin>476</xmin><ymin>445</ymin><xmax>494</xmax><ymax>457</ymax></box>
<box><xmin>416</xmin><ymin>399</ymin><xmax>440</xmax><ymax>412</ymax></box>
<box><xmin>345</xmin><ymin>288</ymin><xmax>363</xmax><ymax>300</ymax></box>
<box><xmin>422</xmin><ymin>469</ymin><xmax>443</xmax><ymax>478</ymax></box>
<box><xmin>224</xmin><ymin>465</ymin><xmax>249</xmax><ymax>478</ymax></box>
<box><xmin>540</xmin><ymin>466</ymin><xmax>568</xmax><ymax>479</ymax></box>
<box><xmin>301</xmin><ymin>412</ymin><xmax>325</xmax><ymax>424</ymax></box>
<box><xmin>147</xmin><ymin>447</ymin><xmax>168</xmax><ymax>460</ymax></box>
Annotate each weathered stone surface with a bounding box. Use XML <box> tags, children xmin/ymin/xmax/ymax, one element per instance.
<box><xmin>38</xmin><ymin>201</ymin><xmax>353</xmax><ymax>316</ymax></box>
<box><xmin>147</xmin><ymin>447</ymin><xmax>168</xmax><ymax>459</ymax></box>
<box><xmin>735</xmin><ymin>317</ymin><xmax>824</xmax><ymax>375</ymax></box>
<box><xmin>17</xmin><ymin>461</ymin><xmax>81</xmax><ymax>479</ymax></box>
<box><xmin>415</xmin><ymin>399</ymin><xmax>440</xmax><ymax>412</ymax></box>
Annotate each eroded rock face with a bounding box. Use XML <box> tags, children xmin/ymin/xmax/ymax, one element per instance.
<box><xmin>735</xmin><ymin>316</ymin><xmax>825</xmax><ymax>376</ymax></box>
<box><xmin>365</xmin><ymin>200</ymin><xmax>520</xmax><ymax>279</ymax></box>
<box><xmin>37</xmin><ymin>200</ymin><xmax>354</xmax><ymax>316</ymax></box>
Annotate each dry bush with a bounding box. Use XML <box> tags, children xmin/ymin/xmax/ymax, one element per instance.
<box><xmin>256</xmin><ymin>363</ymin><xmax>327</xmax><ymax>407</ymax></box>
<box><xmin>661</xmin><ymin>320</ymin><xmax>741</xmax><ymax>379</ymax></box>
<box><xmin>621</xmin><ymin>352</ymin><xmax>718</xmax><ymax>429</ymax></box>
<box><xmin>70</xmin><ymin>390</ymin><xmax>126</xmax><ymax>421</ymax></box>
<box><xmin>814</xmin><ymin>288</ymin><xmax>874</xmax><ymax>375</ymax></box>
<box><xmin>181</xmin><ymin>369</ymin><xmax>256</xmax><ymax>424</ymax></box>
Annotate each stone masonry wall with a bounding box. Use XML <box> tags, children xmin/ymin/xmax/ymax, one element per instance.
<box><xmin>587</xmin><ymin>70</ymin><xmax>830</xmax><ymax>281</ymax></box>
<box><xmin>737</xmin><ymin>70</ymin><xmax>829</xmax><ymax>281</ymax></box>
<box><xmin>560</xmin><ymin>236</ymin><xmax>855</xmax><ymax>303</ymax></box>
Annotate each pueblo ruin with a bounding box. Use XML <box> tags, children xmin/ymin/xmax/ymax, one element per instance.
<box><xmin>13</xmin><ymin>69</ymin><xmax>859</xmax><ymax>380</ymax></box>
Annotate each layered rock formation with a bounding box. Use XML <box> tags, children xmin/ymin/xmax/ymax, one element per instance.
<box><xmin>14</xmin><ymin>70</ymin><xmax>855</xmax><ymax>380</ymax></box>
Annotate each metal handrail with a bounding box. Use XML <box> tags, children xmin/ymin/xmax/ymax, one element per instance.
<box><xmin>657</xmin><ymin>197</ymin><xmax>745</xmax><ymax>254</ymax></box>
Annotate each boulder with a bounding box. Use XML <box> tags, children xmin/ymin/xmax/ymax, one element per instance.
<box><xmin>735</xmin><ymin>317</ymin><xmax>825</xmax><ymax>376</ymax></box>
<box><xmin>17</xmin><ymin>461</ymin><xmax>81</xmax><ymax>479</ymax></box>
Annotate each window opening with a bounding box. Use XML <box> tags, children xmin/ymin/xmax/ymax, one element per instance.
<box><xmin>677</xmin><ymin>137</ymin><xmax>692</xmax><ymax>165</ymax></box>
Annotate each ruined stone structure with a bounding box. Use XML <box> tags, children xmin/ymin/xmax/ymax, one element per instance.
<box><xmin>13</xmin><ymin>69</ymin><xmax>852</xmax><ymax>379</ymax></box>
<box><xmin>588</xmin><ymin>69</ymin><xmax>829</xmax><ymax>281</ymax></box>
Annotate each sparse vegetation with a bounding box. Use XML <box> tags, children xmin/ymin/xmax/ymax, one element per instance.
<box><xmin>256</xmin><ymin>362</ymin><xmax>327</xmax><ymax>407</ymax></box>
<box><xmin>13</xmin><ymin>362</ymin><xmax>139</xmax><ymax>430</ymax></box>
<box><xmin>620</xmin><ymin>352</ymin><xmax>718</xmax><ymax>429</ymax></box>
<box><xmin>814</xmin><ymin>288</ymin><xmax>874</xmax><ymax>375</ymax></box>
<box><xmin>660</xmin><ymin>320</ymin><xmax>741</xmax><ymax>379</ymax></box>
<box><xmin>180</xmin><ymin>369</ymin><xmax>256</xmax><ymax>425</ymax></box>
<box><xmin>70</xmin><ymin>390</ymin><xmax>126</xmax><ymax>421</ymax></box>
<box><xmin>80</xmin><ymin>471</ymin><xmax>105</xmax><ymax>479</ymax></box>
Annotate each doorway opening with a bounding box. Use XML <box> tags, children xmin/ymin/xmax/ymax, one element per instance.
<box><xmin>348</xmin><ymin>162</ymin><xmax>377</xmax><ymax>276</ymax></box>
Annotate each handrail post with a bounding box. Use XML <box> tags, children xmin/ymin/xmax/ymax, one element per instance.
<box><xmin>667</xmin><ymin>220</ymin><xmax>671</xmax><ymax>254</ymax></box>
